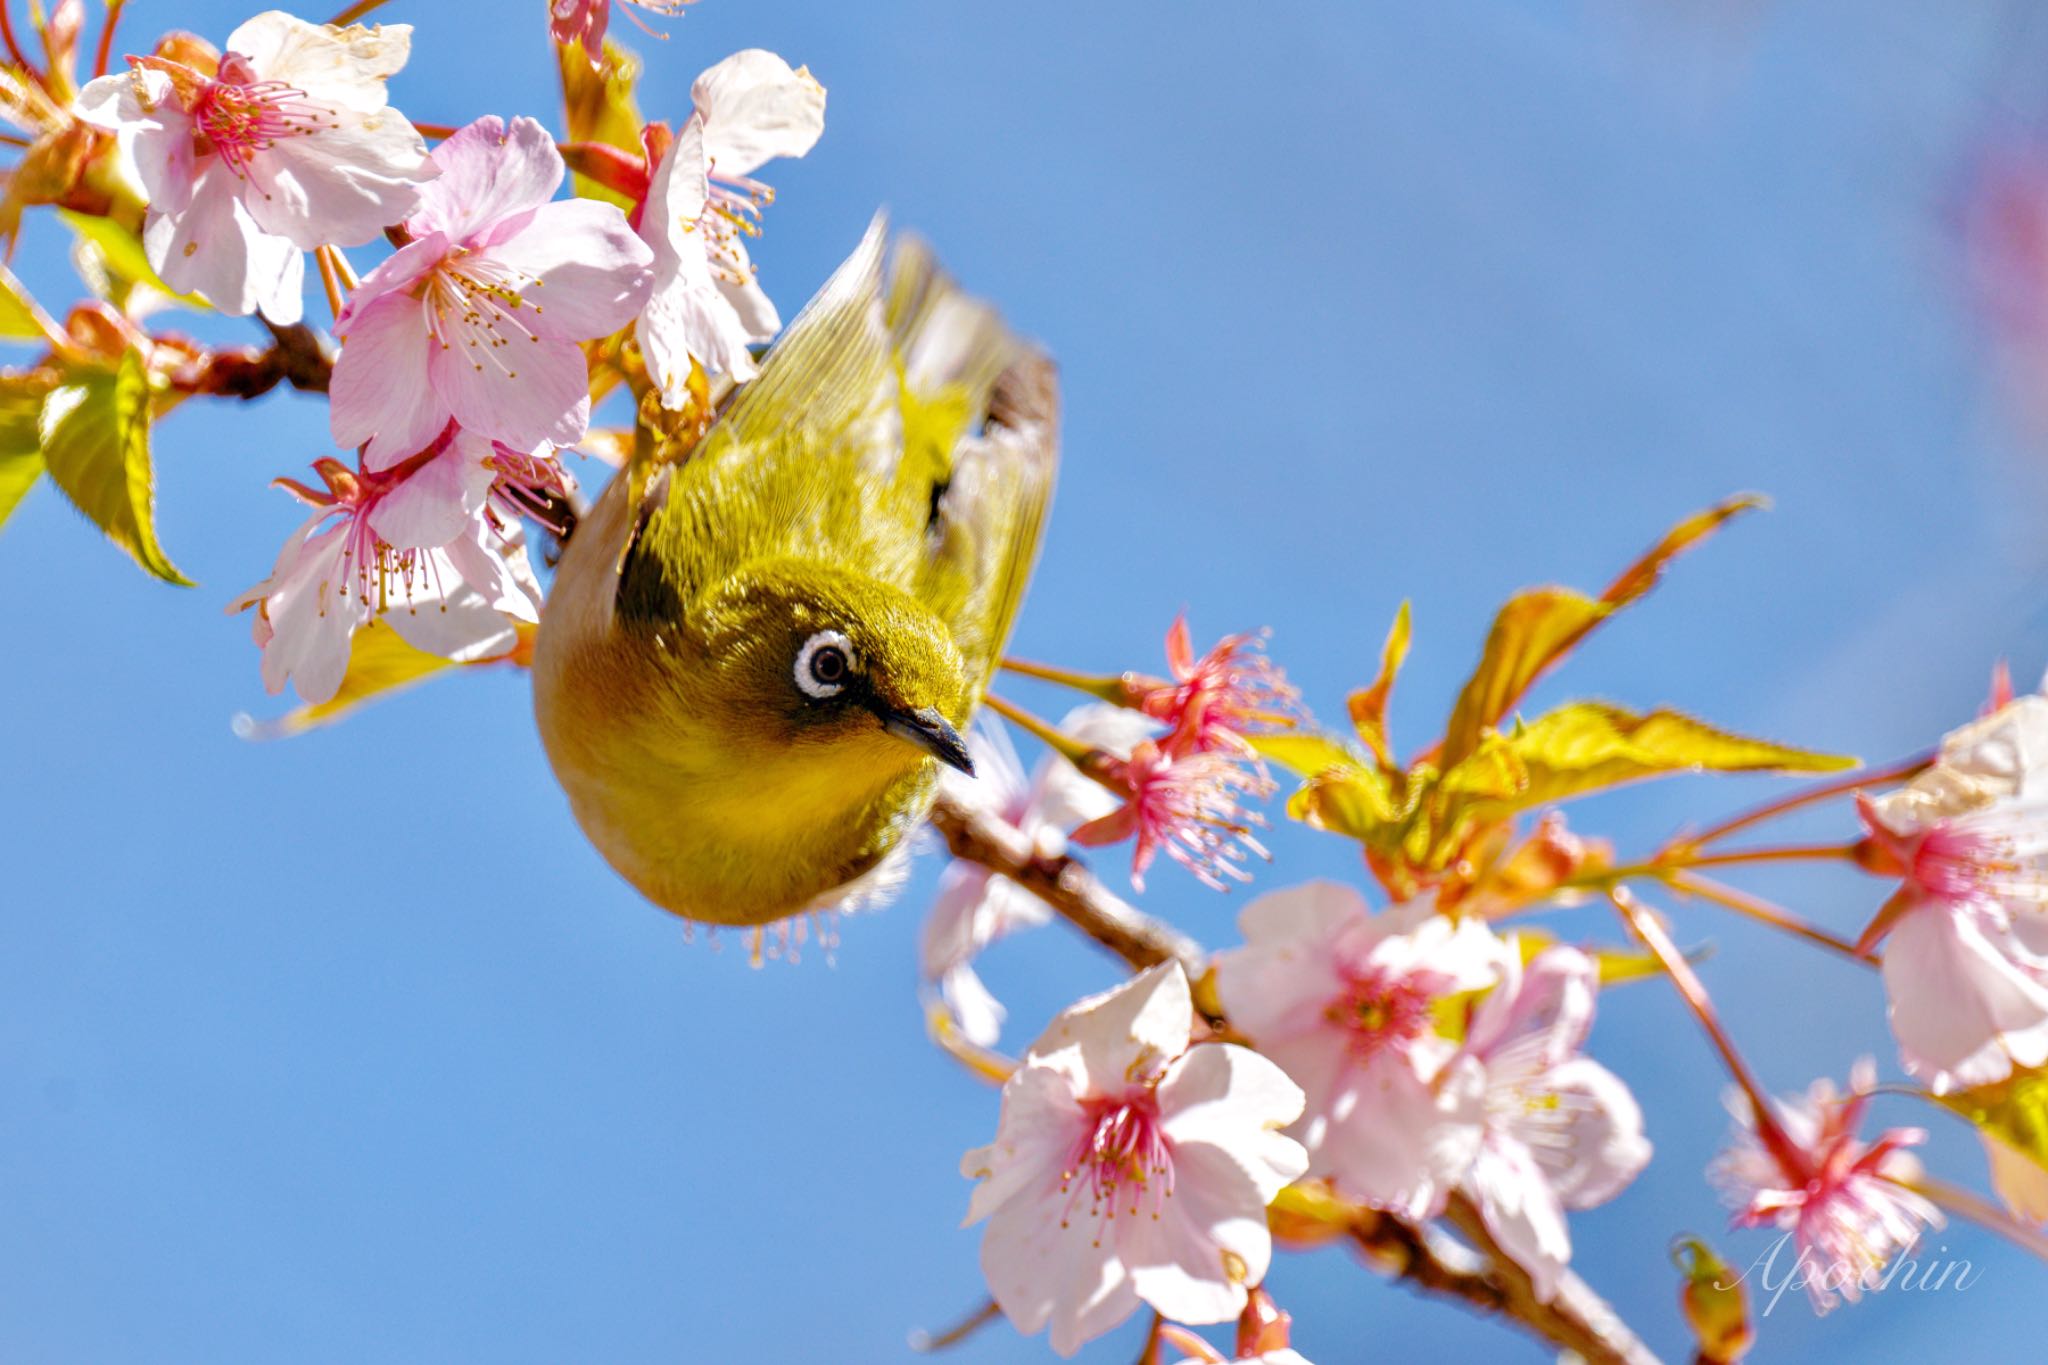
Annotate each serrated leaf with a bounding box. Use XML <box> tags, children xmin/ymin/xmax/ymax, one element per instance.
<box><xmin>1472</xmin><ymin>701</ymin><xmax>1853</xmax><ymax>811</ymax></box>
<box><xmin>40</xmin><ymin>349</ymin><xmax>190</xmax><ymax>584</ymax></box>
<box><xmin>559</xmin><ymin>39</ymin><xmax>644</xmax><ymax>209</ymax></box>
<box><xmin>1440</xmin><ymin>496</ymin><xmax>1762</xmax><ymax>767</ymax></box>
<box><xmin>58</xmin><ymin>209</ymin><xmax>207</xmax><ymax>311</ymax></box>
<box><xmin>0</xmin><ymin>260</ymin><xmax>57</xmax><ymax>343</ymax></box>
<box><xmin>1941</xmin><ymin>1066</ymin><xmax>2048</xmax><ymax>1189</ymax></box>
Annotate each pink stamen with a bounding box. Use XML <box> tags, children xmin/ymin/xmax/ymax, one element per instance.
<box><xmin>1325</xmin><ymin>966</ymin><xmax>1444</xmax><ymax>1065</ymax></box>
<box><xmin>1058</xmin><ymin>1093</ymin><xmax>1175</xmax><ymax>1244</ymax></box>
<box><xmin>191</xmin><ymin>54</ymin><xmax>332</xmax><ymax>178</ymax></box>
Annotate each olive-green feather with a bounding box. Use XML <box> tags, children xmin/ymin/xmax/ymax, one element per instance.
<box><xmin>619</xmin><ymin>215</ymin><xmax>1058</xmax><ymax>696</ymax></box>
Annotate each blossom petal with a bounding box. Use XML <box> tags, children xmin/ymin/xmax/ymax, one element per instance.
<box><xmin>329</xmin><ymin>292</ymin><xmax>448</xmax><ymax>467</ymax></box>
<box><xmin>1885</xmin><ymin>897</ymin><xmax>2048</xmax><ymax>1092</ymax></box>
<box><xmin>1023</xmin><ymin>961</ymin><xmax>1194</xmax><ymax>1091</ymax></box>
<box><xmin>475</xmin><ymin>198</ymin><xmax>655</xmax><ymax>340</ymax></box>
<box><xmin>1467</xmin><ymin>1139</ymin><xmax>1576</xmax><ymax>1303</ymax></box>
<box><xmin>1315</xmin><ymin>1055</ymin><xmax>1484</xmax><ymax>1219</ymax></box>
<box><xmin>430</xmin><ymin>331</ymin><xmax>591</xmax><ymax>453</ymax></box>
<box><xmin>1466</xmin><ymin>945</ymin><xmax>1597</xmax><ymax>1065</ymax></box>
<box><xmin>980</xmin><ymin>1179</ymin><xmax>1141</xmax><ymax>1358</ymax></box>
<box><xmin>1120</xmin><ymin>1138</ymin><xmax>1267</xmax><ymax>1327</ymax></box>
<box><xmin>334</xmin><ymin>230</ymin><xmax>449</xmax><ymax>329</ymax></box>
<box><xmin>410</xmin><ymin>116</ymin><xmax>563</xmax><ymax>243</ymax></box>
<box><xmin>226</xmin><ymin>11</ymin><xmax>410</xmax><ymax>113</ymax></box>
<box><xmin>241</xmin><ymin>112</ymin><xmax>434</xmax><ymax>249</ymax></box>
<box><xmin>690</xmin><ymin>49</ymin><xmax>826</xmax><ymax>177</ymax></box>
<box><xmin>1156</xmin><ymin>1043</ymin><xmax>1307</xmax><ymax>1197</ymax></box>
<box><xmin>363</xmin><ymin>441</ymin><xmax>489</xmax><ymax>549</ymax></box>
<box><xmin>145</xmin><ymin>162</ymin><xmax>303</xmax><ymax>321</ymax></box>
<box><xmin>1513</xmin><ymin>1056</ymin><xmax>1651</xmax><ymax>1211</ymax></box>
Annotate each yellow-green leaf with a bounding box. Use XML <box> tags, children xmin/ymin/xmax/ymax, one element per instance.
<box><xmin>1256</xmin><ymin>730</ymin><xmax>1366</xmax><ymax>779</ymax></box>
<box><xmin>0</xmin><ymin>261</ymin><xmax>57</xmax><ymax>343</ymax></box>
<box><xmin>1347</xmin><ymin>600</ymin><xmax>1410</xmax><ymax>767</ymax></box>
<box><xmin>1288</xmin><ymin>763</ymin><xmax>1405</xmax><ymax>846</ymax></box>
<box><xmin>1940</xmin><ymin>1066</ymin><xmax>2048</xmax><ymax>1192</ymax></box>
<box><xmin>236</xmin><ymin>619</ymin><xmax>534</xmax><ymax>739</ymax></box>
<box><xmin>0</xmin><ymin>371</ymin><xmax>46</xmax><ymax>530</ymax></box>
<box><xmin>1482</xmin><ymin>701</ymin><xmax>1853</xmax><ymax>810</ymax></box>
<box><xmin>59</xmin><ymin>209</ymin><xmax>207</xmax><ymax>311</ymax></box>
<box><xmin>559</xmin><ymin>39</ymin><xmax>644</xmax><ymax>209</ymax></box>
<box><xmin>39</xmin><ymin>349</ymin><xmax>190</xmax><ymax>584</ymax></box>
<box><xmin>1440</xmin><ymin>496</ymin><xmax>1762</xmax><ymax>767</ymax></box>
<box><xmin>0</xmin><ymin>447</ymin><xmax>38</xmax><ymax>529</ymax></box>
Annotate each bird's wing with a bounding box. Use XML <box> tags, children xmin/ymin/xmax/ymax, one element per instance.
<box><xmin>621</xmin><ymin>215</ymin><xmax>1058</xmax><ymax>689</ymax></box>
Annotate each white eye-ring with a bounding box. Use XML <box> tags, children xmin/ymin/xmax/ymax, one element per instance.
<box><xmin>795</xmin><ymin>630</ymin><xmax>855</xmax><ymax>699</ymax></box>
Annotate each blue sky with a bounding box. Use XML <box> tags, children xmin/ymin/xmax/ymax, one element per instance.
<box><xmin>4</xmin><ymin>1</ymin><xmax>2048</xmax><ymax>1360</ymax></box>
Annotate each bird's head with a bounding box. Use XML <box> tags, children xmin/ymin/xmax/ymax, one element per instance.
<box><xmin>694</xmin><ymin>556</ymin><xmax>975</xmax><ymax>780</ymax></box>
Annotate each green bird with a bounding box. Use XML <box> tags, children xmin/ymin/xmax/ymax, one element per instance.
<box><xmin>533</xmin><ymin>220</ymin><xmax>1058</xmax><ymax>927</ymax></box>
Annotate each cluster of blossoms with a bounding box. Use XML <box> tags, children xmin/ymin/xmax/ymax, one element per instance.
<box><xmin>74</xmin><ymin>8</ymin><xmax>823</xmax><ymax>702</ymax></box>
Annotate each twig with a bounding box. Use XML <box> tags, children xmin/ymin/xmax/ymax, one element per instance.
<box><xmin>1668</xmin><ymin>872</ymin><xmax>1873</xmax><ymax>966</ymax></box>
<box><xmin>173</xmin><ymin>321</ymin><xmax>332</xmax><ymax>398</ymax></box>
<box><xmin>1426</xmin><ymin>1195</ymin><xmax>1663</xmax><ymax>1365</ymax></box>
<box><xmin>92</xmin><ymin>0</ymin><xmax>122</xmax><ymax>79</ymax></box>
<box><xmin>908</xmin><ymin>1298</ymin><xmax>1003</xmax><ymax>1354</ymax></box>
<box><xmin>926</xmin><ymin>790</ymin><xmax>1202</xmax><ymax>973</ymax></box>
<box><xmin>1660</xmin><ymin>752</ymin><xmax>1929</xmax><ymax>854</ymax></box>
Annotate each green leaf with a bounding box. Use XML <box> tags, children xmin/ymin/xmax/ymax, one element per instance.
<box><xmin>1347</xmin><ymin>600</ymin><xmax>1410</xmax><ymax>766</ymax></box>
<box><xmin>1473</xmin><ymin>701</ymin><xmax>1854</xmax><ymax>811</ymax></box>
<box><xmin>0</xmin><ymin>372</ymin><xmax>47</xmax><ymax>531</ymax></box>
<box><xmin>58</xmin><ymin>209</ymin><xmax>207</xmax><ymax>311</ymax></box>
<box><xmin>1440</xmin><ymin>496</ymin><xmax>1763</xmax><ymax>767</ymax></box>
<box><xmin>1256</xmin><ymin>730</ymin><xmax>1367</xmax><ymax>779</ymax></box>
<box><xmin>1941</xmin><ymin>1066</ymin><xmax>2048</xmax><ymax>1194</ymax></box>
<box><xmin>1287</xmin><ymin>763</ymin><xmax>1406</xmax><ymax>847</ymax></box>
<box><xmin>0</xmin><ymin>261</ymin><xmax>56</xmax><ymax>343</ymax></box>
<box><xmin>559</xmin><ymin>39</ymin><xmax>645</xmax><ymax>209</ymax></box>
<box><xmin>40</xmin><ymin>349</ymin><xmax>190</xmax><ymax>584</ymax></box>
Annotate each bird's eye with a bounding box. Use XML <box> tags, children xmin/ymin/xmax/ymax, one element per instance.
<box><xmin>795</xmin><ymin>630</ymin><xmax>854</xmax><ymax>699</ymax></box>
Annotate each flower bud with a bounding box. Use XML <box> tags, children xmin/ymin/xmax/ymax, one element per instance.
<box><xmin>1672</xmin><ymin>1236</ymin><xmax>1753</xmax><ymax>1364</ymax></box>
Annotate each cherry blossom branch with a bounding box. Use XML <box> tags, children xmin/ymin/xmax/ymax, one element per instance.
<box><xmin>1658</xmin><ymin>752</ymin><xmax>1930</xmax><ymax>855</ymax></box>
<box><xmin>0</xmin><ymin>2</ymin><xmax>39</xmax><ymax>82</ymax></box>
<box><xmin>1667</xmin><ymin>872</ymin><xmax>1874</xmax><ymax>966</ymax></box>
<box><xmin>1322</xmin><ymin>1195</ymin><xmax>1659</xmax><ymax>1364</ymax></box>
<box><xmin>93</xmin><ymin>0</ymin><xmax>123</xmax><ymax>80</ymax></box>
<box><xmin>169</xmin><ymin>320</ymin><xmax>333</xmax><ymax>399</ymax></box>
<box><xmin>329</xmin><ymin>0</ymin><xmax>396</xmax><ymax>24</ymax></box>
<box><xmin>1906</xmin><ymin>1175</ymin><xmax>2048</xmax><ymax>1262</ymax></box>
<box><xmin>926</xmin><ymin>790</ymin><xmax>1203</xmax><ymax>973</ymax></box>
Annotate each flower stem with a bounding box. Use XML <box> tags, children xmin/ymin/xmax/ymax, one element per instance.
<box><xmin>1606</xmin><ymin>887</ymin><xmax>1809</xmax><ymax>1176</ymax></box>
<box><xmin>328</xmin><ymin>0</ymin><xmax>396</xmax><ymax>24</ymax></box>
<box><xmin>313</xmin><ymin>246</ymin><xmax>349</xmax><ymax>322</ymax></box>
<box><xmin>924</xmin><ymin>1005</ymin><xmax>1016</xmax><ymax>1087</ymax></box>
<box><xmin>1678</xmin><ymin>841</ymin><xmax>1860</xmax><ymax>872</ymax></box>
<box><xmin>997</xmin><ymin>655</ymin><xmax>1139</xmax><ymax>706</ymax></box>
<box><xmin>1668</xmin><ymin>872</ymin><xmax>1874</xmax><ymax>966</ymax></box>
<box><xmin>983</xmin><ymin>692</ymin><xmax>1099</xmax><ymax>770</ymax></box>
<box><xmin>92</xmin><ymin>0</ymin><xmax>122</xmax><ymax>79</ymax></box>
<box><xmin>908</xmin><ymin>1298</ymin><xmax>1003</xmax><ymax>1354</ymax></box>
<box><xmin>0</xmin><ymin>3</ymin><xmax>41</xmax><ymax>82</ymax></box>
<box><xmin>1907</xmin><ymin>1174</ymin><xmax>2048</xmax><ymax>1263</ymax></box>
<box><xmin>1661</xmin><ymin>752</ymin><xmax>1930</xmax><ymax>855</ymax></box>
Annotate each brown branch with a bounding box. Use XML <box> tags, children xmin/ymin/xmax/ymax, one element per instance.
<box><xmin>172</xmin><ymin>321</ymin><xmax>333</xmax><ymax>399</ymax></box>
<box><xmin>927</xmin><ymin>789</ymin><xmax>1204</xmax><ymax>973</ymax></box>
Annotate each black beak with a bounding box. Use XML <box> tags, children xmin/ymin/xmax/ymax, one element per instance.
<box><xmin>877</xmin><ymin>704</ymin><xmax>975</xmax><ymax>775</ymax></box>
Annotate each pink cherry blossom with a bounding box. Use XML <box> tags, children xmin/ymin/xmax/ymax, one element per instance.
<box><xmin>962</xmin><ymin>962</ymin><xmax>1307</xmax><ymax>1358</ymax></box>
<box><xmin>234</xmin><ymin>426</ymin><xmax>543</xmax><ymax>703</ymax></box>
<box><xmin>330</xmin><ymin>115</ymin><xmax>656</xmax><ymax>468</ymax></box>
<box><xmin>1856</xmin><ymin>693</ymin><xmax>2048</xmax><ymax>1092</ymax></box>
<box><xmin>1212</xmin><ymin>881</ymin><xmax>1514</xmax><ymax>1218</ymax></box>
<box><xmin>1134</xmin><ymin>616</ymin><xmax>1303</xmax><ymax>759</ymax></box>
<box><xmin>922</xmin><ymin>706</ymin><xmax>1168</xmax><ymax>1043</ymax></box>
<box><xmin>1447</xmin><ymin>946</ymin><xmax>1651</xmax><ymax>1302</ymax></box>
<box><xmin>1071</xmin><ymin>739</ymin><xmax>1274</xmax><ymax>893</ymax></box>
<box><xmin>1709</xmin><ymin>1059</ymin><xmax>1941</xmax><ymax>1314</ymax></box>
<box><xmin>550</xmin><ymin>0</ymin><xmax>695</xmax><ymax>65</ymax></box>
<box><xmin>638</xmin><ymin>50</ymin><xmax>825</xmax><ymax>402</ymax></box>
<box><xmin>77</xmin><ymin>11</ymin><xmax>436</xmax><ymax>322</ymax></box>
